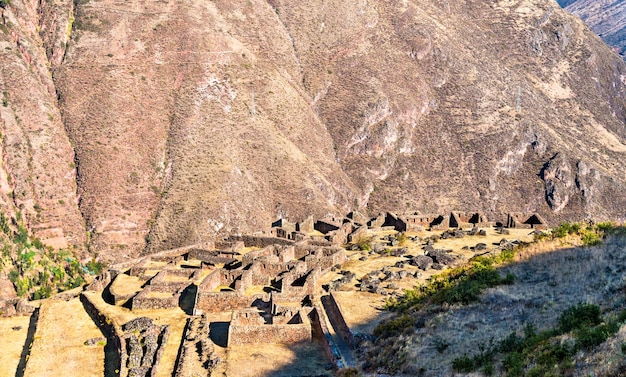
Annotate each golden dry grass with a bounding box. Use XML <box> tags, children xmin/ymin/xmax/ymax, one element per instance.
<box><xmin>23</xmin><ymin>298</ymin><xmax>104</xmax><ymax>377</ymax></box>
<box><xmin>331</xmin><ymin>291</ymin><xmax>395</xmax><ymax>335</ymax></box>
<box><xmin>224</xmin><ymin>341</ymin><xmax>331</xmax><ymax>377</ymax></box>
<box><xmin>0</xmin><ymin>315</ymin><xmax>31</xmax><ymax>377</ymax></box>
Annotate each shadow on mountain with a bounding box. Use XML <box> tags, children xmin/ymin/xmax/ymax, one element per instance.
<box><xmin>269</xmin><ymin>234</ymin><xmax>626</xmax><ymax>376</ymax></box>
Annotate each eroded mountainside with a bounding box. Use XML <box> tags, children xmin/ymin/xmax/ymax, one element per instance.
<box><xmin>0</xmin><ymin>0</ymin><xmax>625</xmax><ymax>261</ymax></box>
<box><xmin>558</xmin><ymin>0</ymin><xmax>626</xmax><ymax>58</ymax></box>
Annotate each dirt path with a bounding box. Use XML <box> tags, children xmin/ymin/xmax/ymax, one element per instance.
<box><xmin>23</xmin><ymin>298</ymin><xmax>105</xmax><ymax>377</ymax></box>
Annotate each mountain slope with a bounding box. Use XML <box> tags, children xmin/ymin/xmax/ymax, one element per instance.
<box><xmin>0</xmin><ymin>0</ymin><xmax>625</xmax><ymax>261</ymax></box>
<box><xmin>558</xmin><ymin>0</ymin><xmax>626</xmax><ymax>58</ymax></box>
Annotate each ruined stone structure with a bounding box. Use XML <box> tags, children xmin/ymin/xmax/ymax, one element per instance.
<box><xmin>227</xmin><ymin>307</ymin><xmax>312</xmax><ymax>346</ymax></box>
<box><xmin>121</xmin><ymin>317</ymin><xmax>169</xmax><ymax>377</ymax></box>
<box><xmin>506</xmin><ymin>212</ymin><xmax>549</xmax><ymax>230</ymax></box>
<box><xmin>173</xmin><ymin>315</ymin><xmax>218</xmax><ymax>377</ymax></box>
<box><xmin>449</xmin><ymin>212</ymin><xmax>494</xmax><ymax>229</ymax></box>
<box><xmin>69</xmin><ymin>208</ymin><xmax>553</xmax><ymax>375</ymax></box>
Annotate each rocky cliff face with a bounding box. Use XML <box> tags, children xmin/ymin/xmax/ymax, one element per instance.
<box><xmin>557</xmin><ymin>0</ymin><xmax>626</xmax><ymax>58</ymax></box>
<box><xmin>0</xmin><ymin>0</ymin><xmax>625</xmax><ymax>262</ymax></box>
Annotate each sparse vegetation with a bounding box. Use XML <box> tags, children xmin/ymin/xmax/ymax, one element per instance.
<box><xmin>397</xmin><ymin>232</ymin><xmax>408</xmax><ymax>246</ymax></box>
<box><xmin>367</xmin><ymin>225</ymin><xmax>626</xmax><ymax>375</ymax></box>
<box><xmin>450</xmin><ymin>303</ymin><xmax>626</xmax><ymax>376</ymax></box>
<box><xmin>384</xmin><ymin>247</ymin><xmax>517</xmax><ymax>313</ymax></box>
<box><xmin>351</xmin><ymin>234</ymin><xmax>373</xmax><ymax>251</ymax></box>
<box><xmin>0</xmin><ymin>211</ymin><xmax>103</xmax><ymax>300</ymax></box>
<box><xmin>549</xmin><ymin>221</ymin><xmax>620</xmax><ymax>246</ymax></box>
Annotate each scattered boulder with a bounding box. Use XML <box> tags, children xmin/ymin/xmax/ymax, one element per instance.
<box><xmin>15</xmin><ymin>299</ymin><xmax>35</xmax><ymax>315</ymax></box>
<box><xmin>411</xmin><ymin>255</ymin><xmax>434</xmax><ymax>270</ymax></box>
<box><xmin>475</xmin><ymin>243</ymin><xmax>488</xmax><ymax>251</ymax></box>
<box><xmin>427</xmin><ymin>250</ymin><xmax>457</xmax><ymax>266</ymax></box>
<box><xmin>391</xmin><ymin>247</ymin><xmax>408</xmax><ymax>256</ymax></box>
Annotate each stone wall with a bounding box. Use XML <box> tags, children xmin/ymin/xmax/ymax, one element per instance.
<box><xmin>226</xmin><ymin>235</ymin><xmax>294</xmax><ymax>248</ymax></box>
<box><xmin>132</xmin><ymin>285</ymin><xmax>183</xmax><ymax>310</ymax></box>
<box><xmin>321</xmin><ymin>293</ymin><xmax>354</xmax><ymax>347</ymax></box>
<box><xmin>227</xmin><ymin>309</ymin><xmax>311</xmax><ymax>346</ymax></box>
<box><xmin>281</xmin><ymin>268</ymin><xmax>320</xmax><ymax>298</ymax></box>
<box><xmin>195</xmin><ymin>291</ymin><xmax>267</xmax><ymax>313</ymax></box>
<box><xmin>309</xmin><ymin>306</ymin><xmax>341</xmax><ymax>369</ymax></box>
<box><xmin>80</xmin><ymin>293</ymin><xmax>125</xmax><ymax>376</ymax></box>
<box><xmin>121</xmin><ymin>317</ymin><xmax>170</xmax><ymax>377</ymax></box>
<box><xmin>246</xmin><ymin>262</ymin><xmax>290</xmax><ymax>285</ymax></box>
<box><xmin>214</xmin><ymin>240</ymin><xmax>245</xmax><ymax>252</ymax></box>
<box><xmin>150</xmin><ymin>269</ymin><xmax>200</xmax><ymax>287</ymax></box>
<box><xmin>188</xmin><ymin>249</ymin><xmax>237</xmax><ymax>265</ymax></box>
<box><xmin>173</xmin><ymin>315</ymin><xmax>217</xmax><ymax>377</ymax></box>
<box><xmin>198</xmin><ymin>270</ymin><xmax>243</xmax><ymax>292</ymax></box>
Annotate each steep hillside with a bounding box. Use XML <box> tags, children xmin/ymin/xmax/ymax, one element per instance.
<box><xmin>0</xmin><ymin>0</ymin><xmax>625</xmax><ymax>261</ymax></box>
<box><xmin>558</xmin><ymin>0</ymin><xmax>626</xmax><ymax>58</ymax></box>
<box><xmin>0</xmin><ymin>0</ymin><xmax>86</xmax><ymax>252</ymax></box>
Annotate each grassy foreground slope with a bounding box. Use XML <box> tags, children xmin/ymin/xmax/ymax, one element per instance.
<box><xmin>363</xmin><ymin>223</ymin><xmax>626</xmax><ymax>376</ymax></box>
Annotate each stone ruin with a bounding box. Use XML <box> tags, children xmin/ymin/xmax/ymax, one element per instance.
<box><xmin>72</xmin><ymin>208</ymin><xmax>552</xmax><ymax>375</ymax></box>
<box><xmin>506</xmin><ymin>212</ymin><xmax>549</xmax><ymax>230</ymax></box>
<box><xmin>121</xmin><ymin>317</ymin><xmax>169</xmax><ymax>377</ymax></box>
<box><xmin>173</xmin><ymin>315</ymin><xmax>219</xmax><ymax>377</ymax></box>
<box><xmin>227</xmin><ymin>306</ymin><xmax>311</xmax><ymax>346</ymax></box>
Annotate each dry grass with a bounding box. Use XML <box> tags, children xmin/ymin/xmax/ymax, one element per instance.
<box><xmin>332</xmin><ymin>291</ymin><xmax>395</xmax><ymax>335</ymax></box>
<box><xmin>23</xmin><ymin>298</ymin><xmax>104</xmax><ymax>377</ymax></box>
<box><xmin>320</xmin><ymin>227</ymin><xmax>537</xmax><ymax>337</ymax></box>
<box><xmin>367</xmin><ymin>235</ymin><xmax>626</xmax><ymax>376</ymax></box>
<box><xmin>0</xmin><ymin>315</ymin><xmax>31</xmax><ymax>377</ymax></box>
<box><xmin>224</xmin><ymin>341</ymin><xmax>332</xmax><ymax>377</ymax></box>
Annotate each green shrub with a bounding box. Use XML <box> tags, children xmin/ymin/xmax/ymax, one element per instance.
<box><xmin>352</xmin><ymin>234</ymin><xmax>373</xmax><ymax>251</ymax></box>
<box><xmin>551</xmin><ymin>222</ymin><xmax>579</xmax><ymax>238</ymax></box>
<box><xmin>595</xmin><ymin>221</ymin><xmax>615</xmax><ymax>233</ymax></box>
<box><xmin>397</xmin><ymin>232</ymin><xmax>408</xmax><ymax>246</ymax></box>
<box><xmin>558</xmin><ymin>303</ymin><xmax>602</xmax><ymax>333</ymax></box>
<box><xmin>581</xmin><ymin>231</ymin><xmax>602</xmax><ymax>246</ymax></box>
<box><xmin>86</xmin><ymin>259</ymin><xmax>105</xmax><ymax>275</ymax></box>
<box><xmin>452</xmin><ymin>354</ymin><xmax>476</xmax><ymax>373</ymax></box>
<box><xmin>502</xmin><ymin>352</ymin><xmax>524</xmax><ymax>377</ymax></box>
<box><xmin>433</xmin><ymin>338</ymin><xmax>449</xmax><ymax>353</ymax></box>
<box><xmin>373</xmin><ymin>314</ymin><xmax>415</xmax><ymax>338</ymax></box>
<box><xmin>576</xmin><ymin>321</ymin><xmax>620</xmax><ymax>349</ymax></box>
<box><xmin>335</xmin><ymin>367</ymin><xmax>360</xmax><ymax>377</ymax></box>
